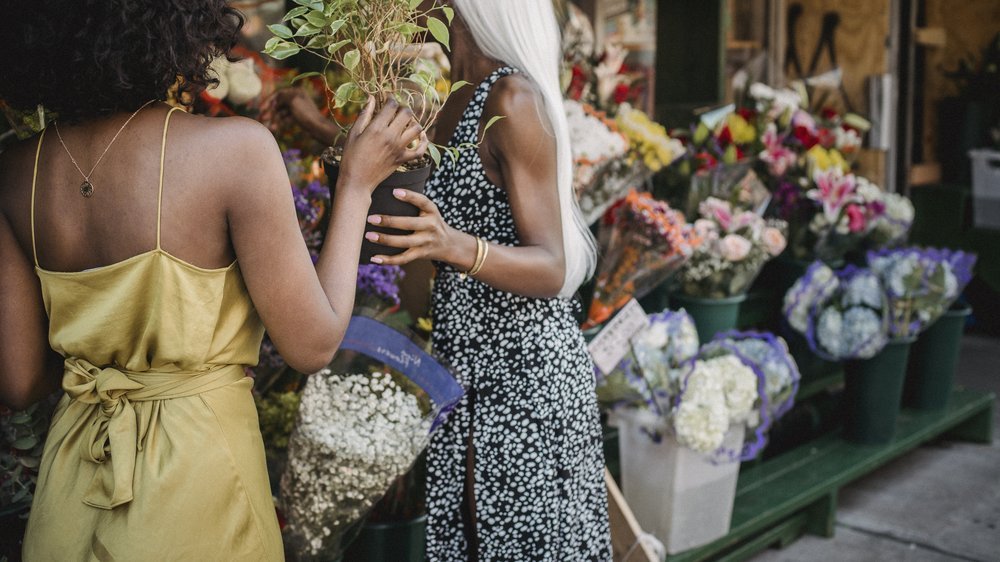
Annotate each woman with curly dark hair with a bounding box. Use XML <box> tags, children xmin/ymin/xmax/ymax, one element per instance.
<box><xmin>0</xmin><ymin>2</ymin><xmax>425</xmax><ymax>559</ymax></box>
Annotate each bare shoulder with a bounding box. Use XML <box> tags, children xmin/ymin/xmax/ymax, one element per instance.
<box><xmin>482</xmin><ymin>73</ymin><xmax>554</xmax><ymax>157</ymax></box>
<box><xmin>168</xmin><ymin>111</ymin><xmax>286</xmax><ymax>198</ymax></box>
<box><xmin>485</xmin><ymin>73</ymin><xmax>548</xmax><ymax>128</ymax></box>
<box><xmin>172</xmin><ymin>111</ymin><xmax>279</xmax><ymax>161</ymax></box>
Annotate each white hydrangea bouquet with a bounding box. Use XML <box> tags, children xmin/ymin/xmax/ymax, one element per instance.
<box><xmin>279</xmin><ymin>316</ymin><xmax>463</xmax><ymax>560</ymax></box>
<box><xmin>676</xmin><ymin>197</ymin><xmax>788</xmax><ymax>298</ymax></box>
<box><xmin>596</xmin><ymin>310</ymin><xmax>700</xmax><ymax>411</ymax></box>
<box><xmin>601</xmin><ymin>310</ymin><xmax>799</xmax><ymax>460</ymax></box>
<box><xmin>698</xmin><ymin>331</ymin><xmax>801</xmax><ymax>459</ymax></box>
<box><xmin>671</xmin><ymin>355</ymin><xmax>758</xmax><ymax>455</ymax></box>
<box><xmin>782</xmin><ymin>262</ymin><xmax>890</xmax><ymax>360</ymax></box>
<box><xmin>866</xmin><ymin>247</ymin><xmax>977</xmax><ymax>339</ymax></box>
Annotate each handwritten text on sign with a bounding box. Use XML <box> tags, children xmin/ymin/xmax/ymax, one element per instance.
<box><xmin>588</xmin><ymin>299</ymin><xmax>649</xmax><ymax>376</ymax></box>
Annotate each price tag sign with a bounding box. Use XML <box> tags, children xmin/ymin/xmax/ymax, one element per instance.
<box><xmin>588</xmin><ymin>299</ymin><xmax>649</xmax><ymax>376</ymax></box>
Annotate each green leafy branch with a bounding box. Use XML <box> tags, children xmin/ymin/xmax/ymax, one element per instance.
<box><xmin>264</xmin><ymin>0</ymin><xmax>505</xmax><ymax>166</ymax></box>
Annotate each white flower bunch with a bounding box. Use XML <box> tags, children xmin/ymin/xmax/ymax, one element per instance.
<box><xmin>281</xmin><ymin>371</ymin><xmax>431</xmax><ymax>559</ymax></box>
<box><xmin>783</xmin><ymin>263</ymin><xmax>837</xmax><ymax>334</ymax></box>
<box><xmin>674</xmin><ymin>356</ymin><xmax>757</xmax><ymax>453</ymax></box>
<box><xmin>816</xmin><ymin>305</ymin><xmax>886</xmax><ymax>359</ymax></box>
<box><xmin>706</xmin><ymin>336</ymin><xmax>798</xmax><ymax>410</ymax></box>
<box><xmin>868</xmin><ymin>192</ymin><xmax>915</xmax><ymax>249</ymax></box>
<box><xmin>596</xmin><ymin>310</ymin><xmax>700</xmax><ymax>411</ymax></box>
<box><xmin>749</xmin><ymin>82</ymin><xmax>804</xmax><ymax>122</ymax></box>
<box><xmin>867</xmin><ymin>248</ymin><xmax>972</xmax><ymax>338</ymax></box>
<box><xmin>565</xmin><ymin>99</ymin><xmax>637</xmax><ymax>223</ymax></box>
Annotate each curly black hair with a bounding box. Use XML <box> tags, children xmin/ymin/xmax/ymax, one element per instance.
<box><xmin>0</xmin><ymin>0</ymin><xmax>244</xmax><ymax>123</ymax></box>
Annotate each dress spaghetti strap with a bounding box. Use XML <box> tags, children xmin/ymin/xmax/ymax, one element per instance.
<box><xmin>29</xmin><ymin>129</ymin><xmax>47</xmax><ymax>268</ymax></box>
<box><xmin>156</xmin><ymin>107</ymin><xmax>182</xmax><ymax>250</ymax></box>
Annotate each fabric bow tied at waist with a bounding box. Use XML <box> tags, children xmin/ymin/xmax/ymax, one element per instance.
<box><xmin>62</xmin><ymin>357</ymin><xmax>247</xmax><ymax>510</ymax></box>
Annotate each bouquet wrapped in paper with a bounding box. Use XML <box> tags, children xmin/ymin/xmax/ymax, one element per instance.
<box><xmin>565</xmin><ymin>99</ymin><xmax>639</xmax><ymax>224</ymax></box>
<box><xmin>796</xmin><ymin>168</ymin><xmax>887</xmax><ymax>262</ymax></box>
<box><xmin>280</xmin><ymin>315</ymin><xmax>463</xmax><ymax>561</ymax></box>
<box><xmin>597</xmin><ymin>311</ymin><xmax>799</xmax><ymax>461</ymax></box>
<box><xmin>596</xmin><ymin>310</ymin><xmax>700</xmax><ymax>411</ymax></box>
<box><xmin>676</xmin><ymin>198</ymin><xmax>787</xmax><ymax>298</ymax></box>
<box><xmin>585</xmin><ymin>191</ymin><xmax>701</xmax><ymax>328</ymax></box>
<box><xmin>616</xmin><ymin>104</ymin><xmax>687</xmax><ymax>175</ymax></box>
<box><xmin>867</xmin><ymin>247</ymin><xmax>977</xmax><ymax>339</ymax></box>
<box><xmin>783</xmin><ymin>263</ymin><xmax>890</xmax><ymax>360</ymax></box>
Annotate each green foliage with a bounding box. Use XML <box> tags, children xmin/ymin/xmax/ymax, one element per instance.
<box><xmin>1</xmin><ymin>399</ymin><xmax>56</xmax><ymax>511</ymax></box>
<box><xmin>254</xmin><ymin>391</ymin><xmax>302</xmax><ymax>458</ymax></box>
<box><xmin>261</xmin><ymin>0</ymin><xmax>509</xmax><ymax>166</ymax></box>
<box><xmin>264</xmin><ymin>0</ymin><xmax>453</xmax><ymax>129</ymax></box>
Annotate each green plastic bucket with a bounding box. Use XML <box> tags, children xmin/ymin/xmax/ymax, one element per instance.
<box><xmin>670</xmin><ymin>293</ymin><xmax>747</xmax><ymax>344</ymax></box>
<box><xmin>843</xmin><ymin>338</ymin><xmax>916</xmax><ymax>444</ymax></box>
<box><xmin>904</xmin><ymin>305</ymin><xmax>972</xmax><ymax>410</ymax></box>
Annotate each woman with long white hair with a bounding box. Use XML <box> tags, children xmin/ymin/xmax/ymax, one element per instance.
<box><xmin>367</xmin><ymin>1</ymin><xmax>612</xmax><ymax>559</ymax></box>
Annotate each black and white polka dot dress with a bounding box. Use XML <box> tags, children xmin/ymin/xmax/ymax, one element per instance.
<box><xmin>424</xmin><ymin>67</ymin><xmax>611</xmax><ymax>561</ymax></box>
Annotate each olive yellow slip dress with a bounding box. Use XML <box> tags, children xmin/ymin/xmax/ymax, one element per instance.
<box><xmin>22</xmin><ymin>108</ymin><xmax>284</xmax><ymax>561</ymax></box>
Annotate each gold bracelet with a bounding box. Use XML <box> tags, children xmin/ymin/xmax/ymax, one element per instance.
<box><xmin>468</xmin><ymin>238</ymin><xmax>489</xmax><ymax>277</ymax></box>
<box><xmin>460</xmin><ymin>237</ymin><xmax>486</xmax><ymax>280</ymax></box>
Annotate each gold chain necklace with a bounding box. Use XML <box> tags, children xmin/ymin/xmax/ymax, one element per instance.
<box><xmin>53</xmin><ymin>100</ymin><xmax>157</xmax><ymax>198</ymax></box>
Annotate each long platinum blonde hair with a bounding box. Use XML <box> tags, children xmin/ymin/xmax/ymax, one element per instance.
<box><xmin>452</xmin><ymin>0</ymin><xmax>597</xmax><ymax>297</ymax></box>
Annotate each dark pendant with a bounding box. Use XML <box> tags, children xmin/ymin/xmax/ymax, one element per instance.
<box><xmin>80</xmin><ymin>181</ymin><xmax>94</xmax><ymax>198</ymax></box>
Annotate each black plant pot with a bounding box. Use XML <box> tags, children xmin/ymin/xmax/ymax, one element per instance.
<box><xmin>341</xmin><ymin>515</ymin><xmax>427</xmax><ymax>562</ymax></box>
<box><xmin>322</xmin><ymin>149</ymin><xmax>433</xmax><ymax>264</ymax></box>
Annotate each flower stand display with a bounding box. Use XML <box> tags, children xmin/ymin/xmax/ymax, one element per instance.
<box><xmin>662</xmin><ymin>388</ymin><xmax>994</xmax><ymax>562</ymax></box>
<box><xmin>617</xmin><ymin>411</ymin><xmax>744</xmax><ymax>555</ymax></box>
<box><xmin>904</xmin><ymin>304</ymin><xmax>973</xmax><ymax>411</ymax></box>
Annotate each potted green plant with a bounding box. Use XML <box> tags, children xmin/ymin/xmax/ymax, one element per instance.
<box><xmin>264</xmin><ymin>0</ymin><xmax>493</xmax><ymax>262</ymax></box>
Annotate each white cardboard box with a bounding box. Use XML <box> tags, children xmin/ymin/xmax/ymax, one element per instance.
<box><xmin>970</xmin><ymin>149</ymin><xmax>1000</xmax><ymax>230</ymax></box>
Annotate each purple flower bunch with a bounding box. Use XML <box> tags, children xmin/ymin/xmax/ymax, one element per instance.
<box><xmin>783</xmin><ymin>262</ymin><xmax>890</xmax><ymax>360</ymax></box>
<box><xmin>867</xmin><ymin>247</ymin><xmax>977</xmax><ymax>338</ymax></box>
<box><xmin>283</xmin><ymin>149</ymin><xmax>331</xmax><ymax>260</ymax></box>
<box><xmin>357</xmin><ymin>264</ymin><xmax>405</xmax><ymax>308</ymax></box>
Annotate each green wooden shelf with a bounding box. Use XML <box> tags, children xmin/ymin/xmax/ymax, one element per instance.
<box><xmin>666</xmin><ymin>387</ymin><xmax>995</xmax><ymax>561</ymax></box>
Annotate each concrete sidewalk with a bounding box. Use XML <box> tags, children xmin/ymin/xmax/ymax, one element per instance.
<box><xmin>750</xmin><ymin>335</ymin><xmax>1000</xmax><ymax>562</ymax></box>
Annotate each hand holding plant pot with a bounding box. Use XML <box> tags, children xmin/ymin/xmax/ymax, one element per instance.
<box><xmin>265</xmin><ymin>0</ymin><xmax>458</xmax><ymax>262</ymax></box>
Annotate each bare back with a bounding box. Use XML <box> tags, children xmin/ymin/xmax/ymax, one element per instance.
<box><xmin>0</xmin><ymin>104</ymin><xmax>266</xmax><ymax>273</ymax></box>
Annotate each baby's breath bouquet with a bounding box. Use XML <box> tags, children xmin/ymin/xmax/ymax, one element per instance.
<box><xmin>279</xmin><ymin>315</ymin><xmax>463</xmax><ymax>561</ymax></box>
<box><xmin>280</xmin><ymin>371</ymin><xmax>432</xmax><ymax>560</ymax></box>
